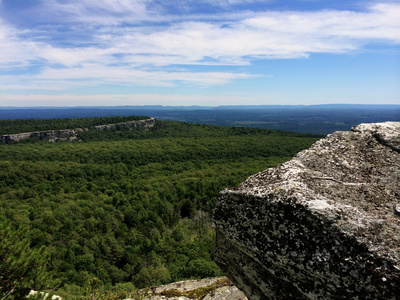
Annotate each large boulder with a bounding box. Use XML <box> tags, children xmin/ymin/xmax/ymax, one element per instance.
<box><xmin>214</xmin><ymin>122</ymin><xmax>400</xmax><ymax>299</ymax></box>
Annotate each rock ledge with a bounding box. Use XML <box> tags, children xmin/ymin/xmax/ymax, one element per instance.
<box><xmin>0</xmin><ymin>118</ymin><xmax>155</xmax><ymax>144</ymax></box>
<box><xmin>132</xmin><ymin>277</ymin><xmax>247</xmax><ymax>300</ymax></box>
<box><xmin>214</xmin><ymin>122</ymin><xmax>400</xmax><ymax>299</ymax></box>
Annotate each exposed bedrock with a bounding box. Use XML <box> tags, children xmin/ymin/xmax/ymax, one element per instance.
<box><xmin>0</xmin><ymin>129</ymin><xmax>80</xmax><ymax>143</ymax></box>
<box><xmin>93</xmin><ymin>118</ymin><xmax>155</xmax><ymax>130</ymax></box>
<box><xmin>0</xmin><ymin>118</ymin><xmax>155</xmax><ymax>144</ymax></box>
<box><xmin>214</xmin><ymin>122</ymin><xmax>400</xmax><ymax>300</ymax></box>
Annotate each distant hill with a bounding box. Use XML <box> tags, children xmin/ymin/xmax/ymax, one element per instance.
<box><xmin>1</xmin><ymin>104</ymin><xmax>399</xmax><ymax>135</ymax></box>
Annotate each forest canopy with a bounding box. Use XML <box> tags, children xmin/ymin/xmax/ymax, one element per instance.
<box><xmin>0</xmin><ymin>115</ymin><xmax>149</xmax><ymax>136</ymax></box>
<box><xmin>0</xmin><ymin>117</ymin><xmax>322</xmax><ymax>298</ymax></box>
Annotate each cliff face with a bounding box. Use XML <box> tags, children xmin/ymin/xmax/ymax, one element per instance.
<box><xmin>214</xmin><ymin>122</ymin><xmax>400</xmax><ymax>300</ymax></box>
<box><xmin>0</xmin><ymin>129</ymin><xmax>80</xmax><ymax>144</ymax></box>
<box><xmin>94</xmin><ymin>118</ymin><xmax>155</xmax><ymax>130</ymax></box>
<box><xmin>0</xmin><ymin>118</ymin><xmax>155</xmax><ymax>144</ymax></box>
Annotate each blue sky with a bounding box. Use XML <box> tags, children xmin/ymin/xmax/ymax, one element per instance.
<box><xmin>0</xmin><ymin>0</ymin><xmax>399</xmax><ymax>107</ymax></box>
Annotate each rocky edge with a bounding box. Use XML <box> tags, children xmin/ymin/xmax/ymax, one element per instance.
<box><xmin>0</xmin><ymin>118</ymin><xmax>155</xmax><ymax>144</ymax></box>
<box><xmin>131</xmin><ymin>277</ymin><xmax>247</xmax><ymax>300</ymax></box>
<box><xmin>214</xmin><ymin>122</ymin><xmax>400</xmax><ymax>299</ymax></box>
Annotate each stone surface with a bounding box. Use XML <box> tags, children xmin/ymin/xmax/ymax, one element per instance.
<box><xmin>202</xmin><ymin>286</ymin><xmax>248</xmax><ymax>300</ymax></box>
<box><xmin>214</xmin><ymin>122</ymin><xmax>400</xmax><ymax>300</ymax></box>
<box><xmin>132</xmin><ymin>277</ymin><xmax>247</xmax><ymax>300</ymax></box>
<box><xmin>0</xmin><ymin>118</ymin><xmax>155</xmax><ymax>144</ymax></box>
<box><xmin>94</xmin><ymin>118</ymin><xmax>155</xmax><ymax>130</ymax></box>
<box><xmin>0</xmin><ymin>129</ymin><xmax>79</xmax><ymax>144</ymax></box>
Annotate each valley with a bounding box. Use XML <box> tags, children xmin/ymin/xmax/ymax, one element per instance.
<box><xmin>0</xmin><ymin>117</ymin><xmax>320</xmax><ymax>299</ymax></box>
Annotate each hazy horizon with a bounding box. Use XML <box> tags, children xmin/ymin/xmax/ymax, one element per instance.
<box><xmin>1</xmin><ymin>103</ymin><xmax>400</xmax><ymax>109</ymax></box>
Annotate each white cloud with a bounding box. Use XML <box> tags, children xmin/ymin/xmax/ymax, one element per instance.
<box><xmin>0</xmin><ymin>63</ymin><xmax>254</xmax><ymax>90</ymax></box>
<box><xmin>0</xmin><ymin>1</ymin><xmax>399</xmax><ymax>92</ymax></box>
<box><xmin>0</xmin><ymin>21</ymin><xmax>40</xmax><ymax>67</ymax></box>
<box><xmin>37</xmin><ymin>0</ymin><xmax>157</xmax><ymax>25</ymax></box>
<box><xmin>194</xmin><ymin>0</ymin><xmax>265</xmax><ymax>7</ymax></box>
<box><xmin>99</xmin><ymin>3</ymin><xmax>400</xmax><ymax>66</ymax></box>
<box><xmin>39</xmin><ymin>0</ymin><xmax>266</xmax><ymax>23</ymax></box>
<box><xmin>38</xmin><ymin>46</ymin><xmax>114</xmax><ymax>67</ymax></box>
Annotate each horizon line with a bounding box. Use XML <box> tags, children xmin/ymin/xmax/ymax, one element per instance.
<box><xmin>1</xmin><ymin>103</ymin><xmax>400</xmax><ymax>109</ymax></box>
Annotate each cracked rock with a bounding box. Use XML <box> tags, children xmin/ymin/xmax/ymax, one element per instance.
<box><xmin>214</xmin><ymin>122</ymin><xmax>400</xmax><ymax>300</ymax></box>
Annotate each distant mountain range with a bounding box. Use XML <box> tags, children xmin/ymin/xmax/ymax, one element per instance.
<box><xmin>1</xmin><ymin>104</ymin><xmax>399</xmax><ymax>135</ymax></box>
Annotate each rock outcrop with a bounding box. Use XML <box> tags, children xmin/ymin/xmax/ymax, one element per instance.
<box><xmin>94</xmin><ymin>118</ymin><xmax>155</xmax><ymax>130</ymax></box>
<box><xmin>0</xmin><ymin>129</ymin><xmax>81</xmax><ymax>144</ymax></box>
<box><xmin>0</xmin><ymin>118</ymin><xmax>156</xmax><ymax>144</ymax></box>
<box><xmin>132</xmin><ymin>277</ymin><xmax>247</xmax><ymax>300</ymax></box>
<box><xmin>214</xmin><ymin>122</ymin><xmax>400</xmax><ymax>299</ymax></box>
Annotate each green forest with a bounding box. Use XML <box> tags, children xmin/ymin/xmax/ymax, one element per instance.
<box><xmin>0</xmin><ymin>115</ymin><xmax>149</xmax><ymax>136</ymax></box>
<box><xmin>0</xmin><ymin>117</ymin><xmax>322</xmax><ymax>299</ymax></box>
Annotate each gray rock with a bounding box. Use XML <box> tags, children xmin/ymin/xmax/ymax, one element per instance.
<box><xmin>202</xmin><ymin>286</ymin><xmax>248</xmax><ymax>300</ymax></box>
<box><xmin>214</xmin><ymin>122</ymin><xmax>400</xmax><ymax>300</ymax></box>
<box><xmin>132</xmin><ymin>277</ymin><xmax>247</xmax><ymax>300</ymax></box>
<box><xmin>94</xmin><ymin>118</ymin><xmax>155</xmax><ymax>130</ymax></box>
<box><xmin>0</xmin><ymin>118</ymin><xmax>156</xmax><ymax>144</ymax></box>
<box><xmin>0</xmin><ymin>129</ymin><xmax>78</xmax><ymax>144</ymax></box>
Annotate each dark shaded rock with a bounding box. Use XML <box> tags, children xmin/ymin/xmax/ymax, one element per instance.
<box><xmin>214</xmin><ymin>122</ymin><xmax>400</xmax><ymax>300</ymax></box>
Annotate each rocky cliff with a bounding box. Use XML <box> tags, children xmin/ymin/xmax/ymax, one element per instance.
<box><xmin>131</xmin><ymin>277</ymin><xmax>247</xmax><ymax>300</ymax></box>
<box><xmin>0</xmin><ymin>129</ymin><xmax>81</xmax><ymax>144</ymax></box>
<box><xmin>214</xmin><ymin>122</ymin><xmax>400</xmax><ymax>299</ymax></box>
<box><xmin>0</xmin><ymin>118</ymin><xmax>155</xmax><ymax>144</ymax></box>
<box><xmin>94</xmin><ymin>118</ymin><xmax>155</xmax><ymax>130</ymax></box>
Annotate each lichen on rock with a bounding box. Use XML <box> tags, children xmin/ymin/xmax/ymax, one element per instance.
<box><xmin>132</xmin><ymin>277</ymin><xmax>247</xmax><ymax>300</ymax></box>
<box><xmin>214</xmin><ymin>122</ymin><xmax>400</xmax><ymax>299</ymax></box>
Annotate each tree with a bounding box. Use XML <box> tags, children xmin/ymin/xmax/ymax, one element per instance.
<box><xmin>133</xmin><ymin>265</ymin><xmax>171</xmax><ymax>288</ymax></box>
<box><xmin>185</xmin><ymin>258</ymin><xmax>221</xmax><ymax>279</ymax></box>
<box><xmin>0</xmin><ymin>219</ymin><xmax>57</xmax><ymax>299</ymax></box>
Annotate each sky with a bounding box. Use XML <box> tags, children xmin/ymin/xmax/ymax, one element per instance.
<box><xmin>0</xmin><ymin>0</ymin><xmax>399</xmax><ymax>107</ymax></box>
